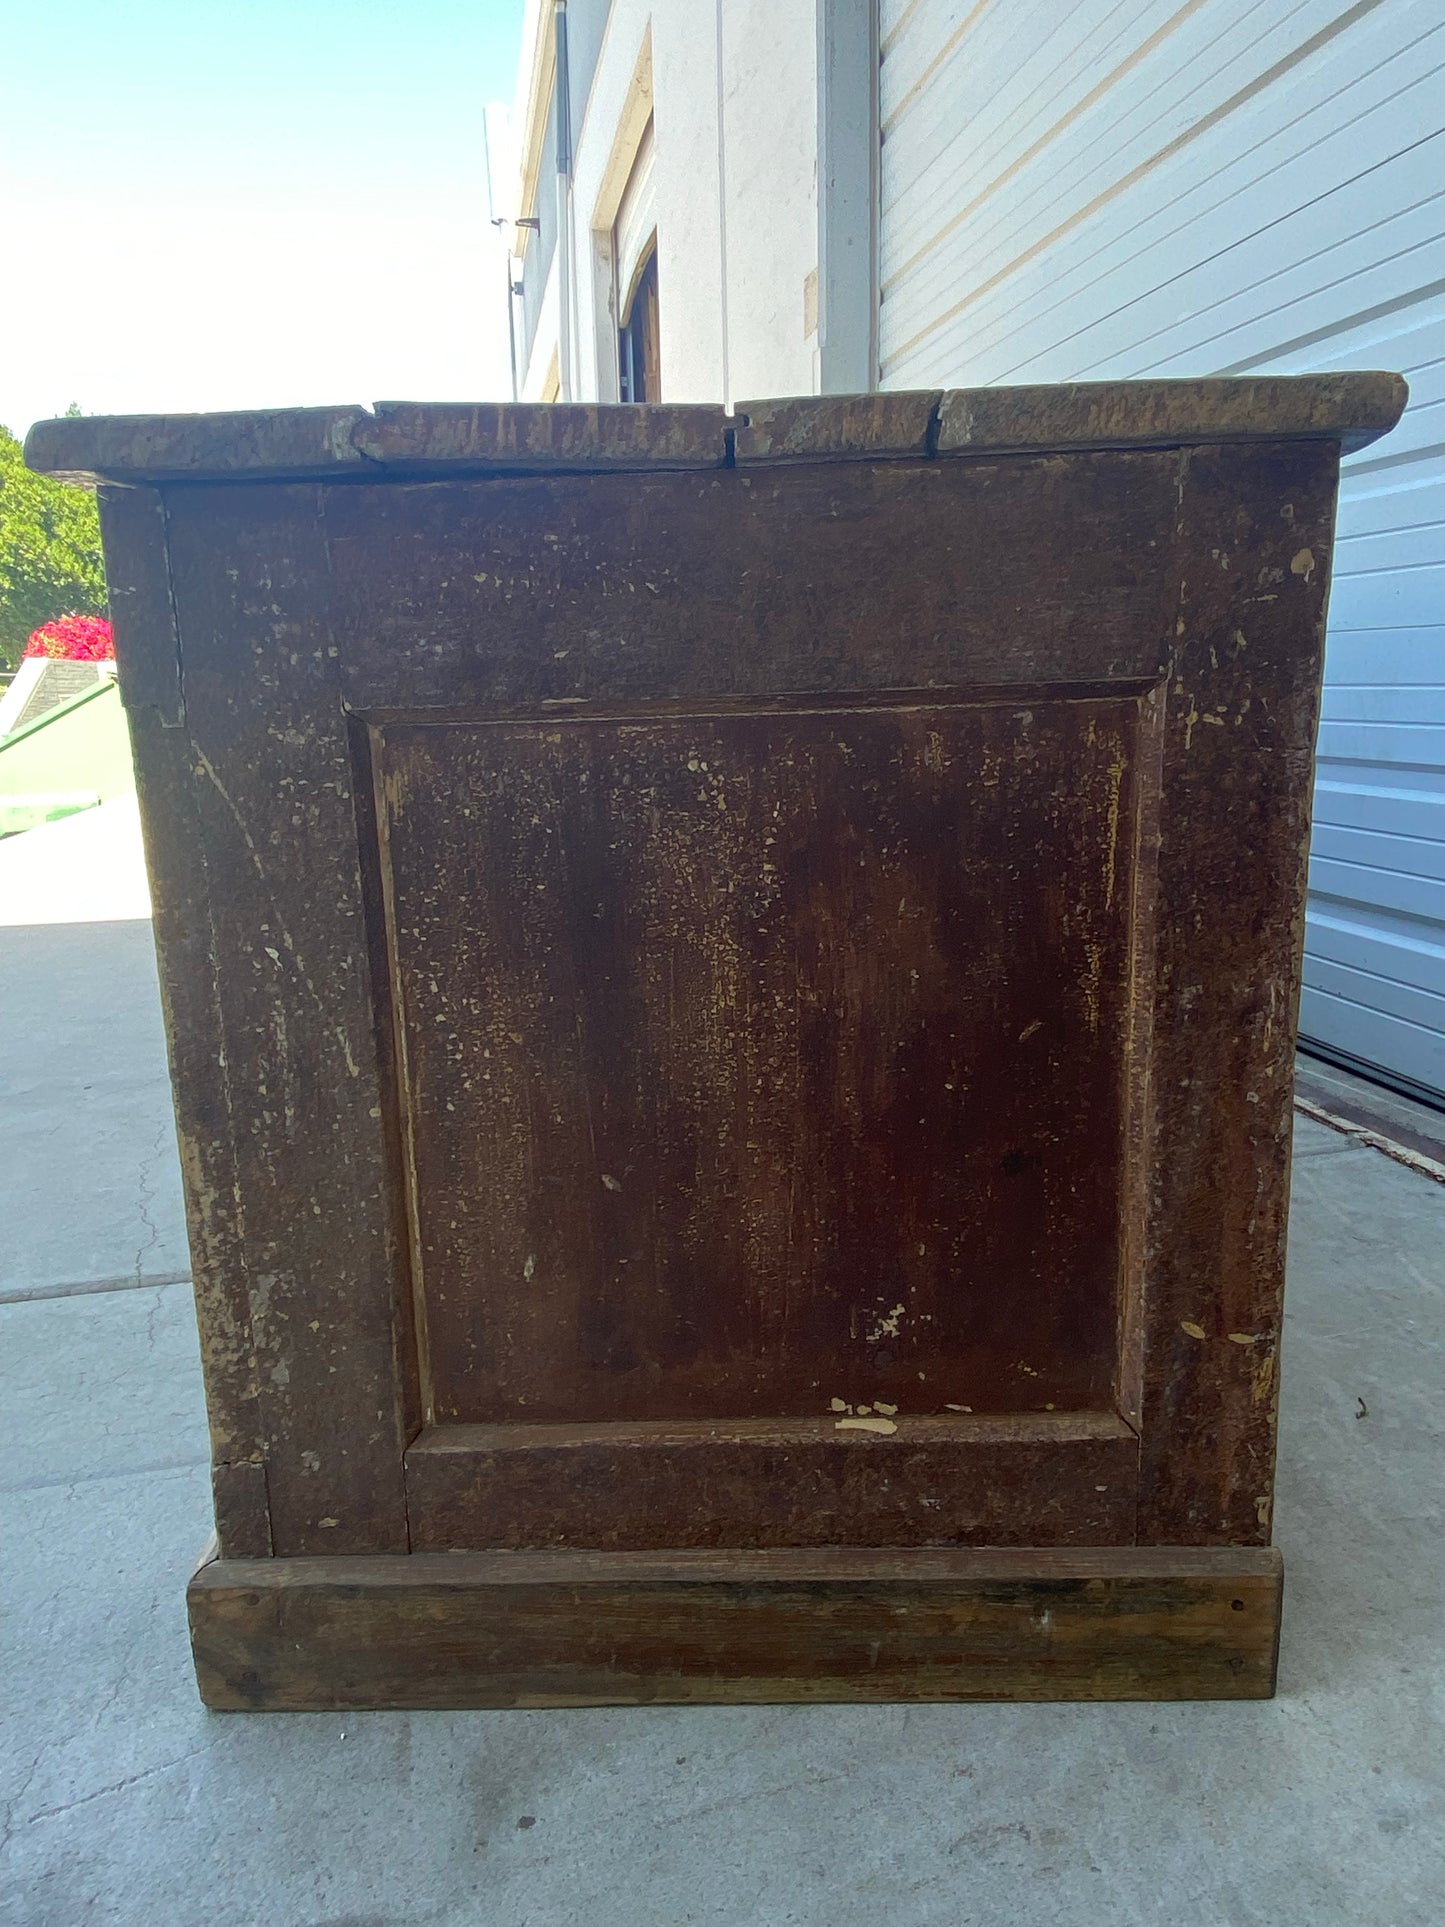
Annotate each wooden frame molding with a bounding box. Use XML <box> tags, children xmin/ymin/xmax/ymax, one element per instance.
<box><xmin>189</xmin><ymin>1544</ymin><xmax>1284</xmax><ymax>1710</ymax></box>
<box><xmin>403</xmin><ymin>1413</ymin><xmax>1140</xmax><ymax>1551</ymax></box>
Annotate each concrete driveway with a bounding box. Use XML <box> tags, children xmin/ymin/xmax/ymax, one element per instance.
<box><xmin>2</xmin><ymin>911</ymin><xmax>1442</xmax><ymax>1927</ymax></box>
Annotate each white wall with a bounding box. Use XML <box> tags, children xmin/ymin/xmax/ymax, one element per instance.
<box><xmin>650</xmin><ymin>5</ymin><xmax>729</xmax><ymax>401</ymax></box>
<box><xmin>515</xmin><ymin>1</ymin><xmax>822</xmax><ymax>408</ymax></box>
<box><xmin>717</xmin><ymin>0</ymin><xmax>820</xmax><ymax>403</ymax></box>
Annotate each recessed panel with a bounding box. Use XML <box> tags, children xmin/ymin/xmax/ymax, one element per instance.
<box><xmin>378</xmin><ymin>697</ymin><xmax>1140</xmax><ymax>1423</ymax></box>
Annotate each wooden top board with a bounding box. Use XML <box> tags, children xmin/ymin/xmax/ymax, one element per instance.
<box><xmin>25</xmin><ymin>374</ymin><xmax>1406</xmax><ymax>486</ymax></box>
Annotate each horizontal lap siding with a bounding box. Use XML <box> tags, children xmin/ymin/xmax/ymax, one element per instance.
<box><xmin>879</xmin><ymin>0</ymin><xmax>1445</xmax><ymax>1098</ymax></box>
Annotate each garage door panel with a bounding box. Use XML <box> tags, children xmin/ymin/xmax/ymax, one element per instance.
<box><xmin>879</xmin><ymin>0</ymin><xmax>1087</xmax><ymax>142</ymax></box>
<box><xmin>1309</xmin><ymin>853</ymin><xmax>1445</xmax><ymax>926</ymax></box>
<box><xmin>1316</xmin><ymin>719</ymin><xmax>1445</xmax><ymax>769</ymax></box>
<box><xmin>879</xmin><ymin>0</ymin><xmax>1445</xmax><ymax>1097</ymax></box>
<box><xmin>881</xmin><ymin>0</ymin><xmax>1128</xmax><ymax>232</ymax></box>
<box><xmin>894</xmin><ymin>117</ymin><xmax>1445</xmax><ymax>387</ymax></box>
<box><xmin>1322</xmin><ymin>631</ymin><xmax>1445</xmax><ymax>686</ymax></box>
<box><xmin>1343</xmin><ymin>391</ymin><xmax>1445</xmax><ymax>471</ymax></box>
<box><xmin>1300</xmin><ymin>983</ymin><xmax>1445</xmax><ymax>1095</ymax></box>
<box><xmin>1306</xmin><ymin>955</ymin><xmax>1445</xmax><ymax>1040</ymax></box>
<box><xmin>1312</xmin><ymin>822</ymin><xmax>1445</xmax><ymax>887</ymax></box>
<box><xmin>1114</xmin><ymin>180</ymin><xmax>1445</xmax><ymax>379</ymax></box>
<box><xmin>881</xmin><ymin>0</ymin><xmax>1170</xmax><ymax>278</ymax></box>
<box><xmin>1336</xmin><ymin>462</ymin><xmax>1445</xmax><ymax>543</ymax></box>
<box><xmin>883</xmin><ymin>0</ymin><xmax>1350</xmax><ymax>293</ymax></box>
<box><xmin>884</xmin><ymin>10</ymin><xmax>1445</xmax><ymax>385</ymax></box>
<box><xmin>1264</xmin><ymin>291</ymin><xmax>1445</xmax><ymax>394</ymax></box>
<box><xmin>929</xmin><ymin>33</ymin><xmax>1445</xmax><ymax>385</ymax></box>
<box><xmin>1334</xmin><ymin>519</ymin><xmax>1445</xmax><ymax>576</ymax></box>
<box><xmin>1318</xmin><ymin>684</ymin><xmax>1445</xmax><ymax>726</ymax></box>
<box><xmin>883</xmin><ymin>0</ymin><xmax>1282</xmax><ymax>286</ymax></box>
<box><xmin>1308</xmin><ymin>903</ymin><xmax>1445</xmax><ymax>998</ymax></box>
<box><xmin>1301</xmin><ymin>982</ymin><xmax>1445</xmax><ymax>1074</ymax></box>
<box><xmin>1314</xmin><ymin>777</ymin><xmax>1445</xmax><ymax>845</ymax></box>
<box><xmin>880</xmin><ymin>0</ymin><xmax>1336</xmax><ymax>368</ymax></box>
<box><xmin>1327</xmin><ymin>556</ymin><xmax>1445</xmax><ymax>629</ymax></box>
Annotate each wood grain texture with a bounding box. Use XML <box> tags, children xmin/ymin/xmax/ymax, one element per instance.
<box><xmin>26</xmin><ymin>375</ymin><xmax>1403</xmax><ymax>485</ymax></box>
<box><xmin>120</xmin><ymin>486</ymin><xmax>420</xmax><ymax>1557</ymax></box>
<box><xmin>325</xmin><ymin>454</ymin><xmax>1181</xmax><ymax>713</ymax></box>
<box><xmin>404</xmin><ymin>1414</ymin><xmax>1138</xmax><ymax>1549</ymax></box>
<box><xmin>95</xmin><ymin>487</ymin><xmax>182</xmax><ymax>722</ymax></box>
<box><xmin>67</xmin><ymin>385</ymin><xmax>1373</xmax><ymax>1687</ymax></box>
<box><xmin>378</xmin><ymin>696</ymin><xmax>1141</xmax><ymax>1425</ymax></box>
<box><xmin>211</xmin><ymin>1461</ymin><xmax>273</xmax><ymax>1559</ymax></box>
<box><xmin>1135</xmin><ymin>439</ymin><xmax>1340</xmax><ymax>1545</ymax></box>
<box><xmin>733</xmin><ymin>392</ymin><xmax>939</xmax><ymax>463</ymax></box>
<box><xmin>936</xmin><ymin>374</ymin><xmax>1406</xmax><ymax>457</ymax></box>
<box><xmin>187</xmin><ymin>1544</ymin><xmax>1283</xmax><ymax>1709</ymax></box>
<box><xmin>352</xmin><ymin>401</ymin><xmax>731</xmax><ymax>472</ymax></box>
<box><xmin>29</xmin><ymin>406</ymin><xmax>373</xmax><ymax>485</ymax></box>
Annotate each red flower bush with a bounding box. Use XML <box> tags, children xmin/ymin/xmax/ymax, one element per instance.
<box><xmin>23</xmin><ymin>613</ymin><xmax>115</xmax><ymax>661</ymax></box>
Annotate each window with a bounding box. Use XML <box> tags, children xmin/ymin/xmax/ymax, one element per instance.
<box><xmin>618</xmin><ymin>246</ymin><xmax>660</xmax><ymax>402</ymax></box>
<box><xmin>611</xmin><ymin>117</ymin><xmax>657</xmax><ymax>402</ymax></box>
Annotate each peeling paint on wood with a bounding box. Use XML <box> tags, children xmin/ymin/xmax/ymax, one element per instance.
<box><xmin>44</xmin><ymin>381</ymin><xmax>1396</xmax><ymax>1702</ymax></box>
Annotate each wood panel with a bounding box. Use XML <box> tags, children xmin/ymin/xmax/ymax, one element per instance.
<box><xmin>188</xmin><ymin>1543</ymin><xmax>1284</xmax><ymax>1709</ymax></box>
<box><xmin>404</xmin><ymin>1413</ymin><xmax>1138</xmax><ymax>1550</ymax></box>
<box><xmin>323</xmin><ymin>452</ymin><xmax>1182</xmax><ymax>713</ymax></box>
<box><xmin>110</xmin><ymin>484</ymin><xmax>420</xmax><ymax>1558</ymax></box>
<box><xmin>378</xmin><ymin>695</ymin><xmax>1143</xmax><ymax>1425</ymax></box>
<box><xmin>1137</xmin><ymin>437</ymin><xmax>1338</xmax><ymax>1543</ymax></box>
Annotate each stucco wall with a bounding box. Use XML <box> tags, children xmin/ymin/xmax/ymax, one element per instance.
<box><xmin>650</xmin><ymin>6</ymin><xmax>728</xmax><ymax>403</ymax></box>
<box><xmin>517</xmin><ymin>1</ymin><xmax>820</xmax><ymax>408</ymax></box>
<box><xmin>716</xmin><ymin>0</ymin><xmax>819</xmax><ymax>403</ymax></box>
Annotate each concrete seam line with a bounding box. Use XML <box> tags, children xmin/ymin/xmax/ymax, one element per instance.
<box><xmin>0</xmin><ymin>1269</ymin><xmax>193</xmax><ymax>1306</ymax></box>
<box><xmin>1293</xmin><ymin>1097</ymin><xmax>1445</xmax><ymax>1187</ymax></box>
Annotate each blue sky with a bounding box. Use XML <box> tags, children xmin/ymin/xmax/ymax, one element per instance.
<box><xmin>0</xmin><ymin>0</ymin><xmax>525</xmax><ymax>434</ymax></box>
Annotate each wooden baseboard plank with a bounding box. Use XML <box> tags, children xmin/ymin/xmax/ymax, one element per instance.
<box><xmin>188</xmin><ymin>1544</ymin><xmax>1282</xmax><ymax>1710</ymax></box>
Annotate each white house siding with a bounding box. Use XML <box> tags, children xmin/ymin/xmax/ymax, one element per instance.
<box><xmin>513</xmin><ymin>0</ymin><xmax>819</xmax><ymax>406</ymax></box>
<box><xmin>879</xmin><ymin>0</ymin><xmax>1445</xmax><ymax>1101</ymax></box>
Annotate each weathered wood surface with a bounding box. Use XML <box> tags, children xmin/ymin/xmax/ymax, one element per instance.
<box><xmin>404</xmin><ymin>1414</ymin><xmax>1139</xmax><ymax>1550</ymax></box>
<box><xmin>22</xmin><ymin>401</ymin><xmax>732</xmax><ymax>485</ymax></box>
<box><xmin>31</xmin><ymin>380</ymin><xmax>1403</xmax><ymax>1704</ymax></box>
<box><xmin>1134</xmin><ymin>437</ymin><xmax>1338</xmax><ymax>1544</ymax></box>
<box><xmin>324</xmin><ymin>454</ymin><xmax>1181</xmax><ymax>712</ymax></box>
<box><xmin>734</xmin><ymin>376</ymin><xmax>1406</xmax><ymax>465</ymax></box>
<box><xmin>103</xmin><ymin>485</ymin><xmax>421</xmax><ymax>1559</ymax></box>
<box><xmin>378</xmin><ymin>696</ymin><xmax>1140</xmax><ymax>1425</ymax></box>
<box><xmin>934</xmin><ymin>373</ymin><xmax>1406</xmax><ymax>456</ymax></box>
<box><xmin>26</xmin><ymin>375</ymin><xmax>1404</xmax><ymax>482</ymax></box>
<box><xmin>733</xmin><ymin>392</ymin><xmax>938</xmax><ymax>463</ymax></box>
<box><xmin>188</xmin><ymin>1544</ymin><xmax>1284</xmax><ymax>1709</ymax></box>
<box><xmin>211</xmin><ymin>1460</ymin><xmax>272</xmax><ymax>1559</ymax></box>
<box><xmin>353</xmin><ymin>401</ymin><xmax>731</xmax><ymax>472</ymax></box>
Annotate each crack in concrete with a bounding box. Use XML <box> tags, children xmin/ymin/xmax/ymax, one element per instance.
<box><xmin>23</xmin><ymin>1744</ymin><xmax>212</xmax><ymax>1825</ymax></box>
<box><xmin>134</xmin><ymin>1119</ymin><xmax>167</xmax><ymax>1293</ymax></box>
<box><xmin>0</xmin><ymin>1749</ymin><xmax>46</xmax><ymax>1859</ymax></box>
<box><xmin>0</xmin><ymin>1458</ymin><xmax>209</xmax><ymax>1497</ymax></box>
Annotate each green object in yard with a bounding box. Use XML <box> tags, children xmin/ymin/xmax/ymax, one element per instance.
<box><xmin>0</xmin><ymin>790</ymin><xmax>101</xmax><ymax>836</ymax></box>
<box><xmin>0</xmin><ymin>676</ymin><xmax>135</xmax><ymax>826</ymax></box>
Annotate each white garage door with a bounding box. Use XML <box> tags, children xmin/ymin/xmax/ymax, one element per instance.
<box><xmin>879</xmin><ymin>0</ymin><xmax>1445</xmax><ymax>1102</ymax></box>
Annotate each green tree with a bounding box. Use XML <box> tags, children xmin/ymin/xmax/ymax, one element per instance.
<box><xmin>0</xmin><ymin>413</ymin><xmax>107</xmax><ymax>670</ymax></box>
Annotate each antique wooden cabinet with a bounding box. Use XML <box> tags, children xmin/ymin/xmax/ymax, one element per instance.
<box><xmin>29</xmin><ymin>375</ymin><xmax>1405</xmax><ymax>1708</ymax></box>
